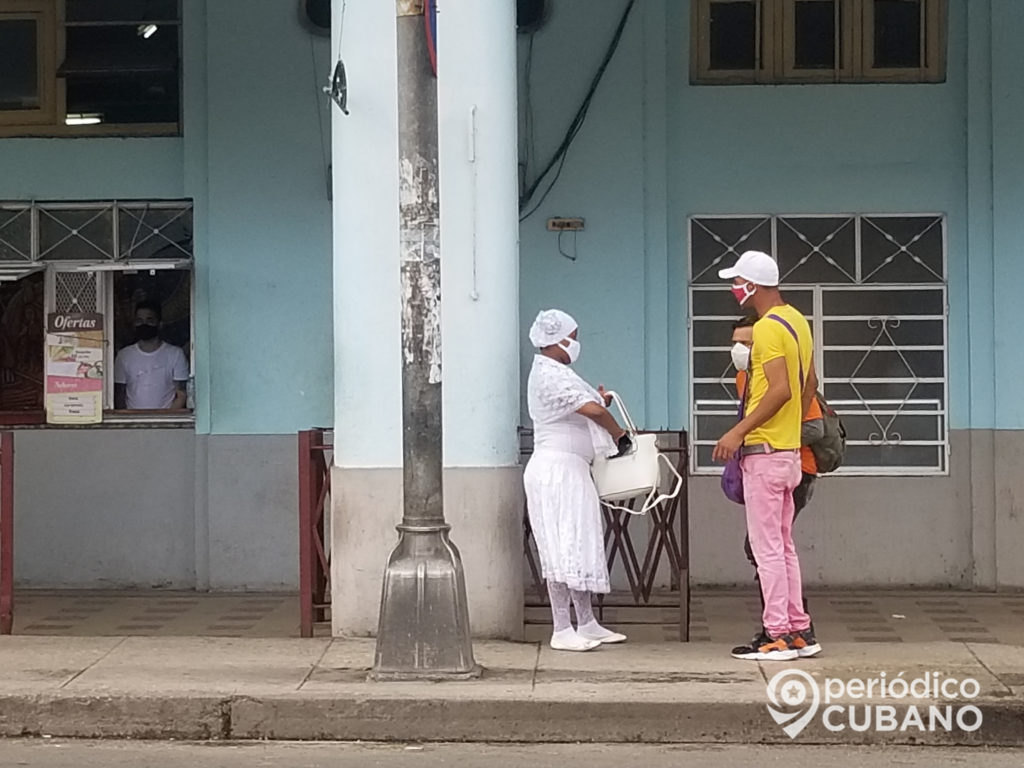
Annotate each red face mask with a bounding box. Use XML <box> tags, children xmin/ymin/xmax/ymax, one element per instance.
<box><xmin>731</xmin><ymin>283</ymin><xmax>756</xmax><ymax>306</ymax></box>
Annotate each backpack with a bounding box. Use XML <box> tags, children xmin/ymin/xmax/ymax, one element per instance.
<box><xmin>809</xmin><ymin>393</ymin><xmax>846</xmax><ymax>473</ymax></box>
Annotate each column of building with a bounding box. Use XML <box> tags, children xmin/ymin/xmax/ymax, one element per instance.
<box><xmin>329</xmin><ymin>0</ymin><xmax>523</xmax><ymax>636</ymax></box>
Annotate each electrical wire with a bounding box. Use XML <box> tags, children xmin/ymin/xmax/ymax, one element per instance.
<box><xmin>336</xmin><ymin>0</ymin><xmax>347</xmax><ymax>60</ymax></box>
<box><xmin>518</xmin><ymin>0</ymin><xmax>636</xmax><ymax>220</ymax></box>
<box><xmin>557</xmin><ymin>229</ymin><xmax>578</xmax><ymax>262</ymax></box>
<box><xmin>519</xmin><ymin>149</ymin><xmax>569</xmax><ymax>223</ymax></box>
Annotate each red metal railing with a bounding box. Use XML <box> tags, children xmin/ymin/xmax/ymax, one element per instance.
<box><xmin>1</xmin><ymin>432</ymin><xmax>15</xmax><ymax>635</ymax></box>
<box><xmin>298</xmin><ymin>428</ymin><xmax>332</xmax><ymax>637</ymax></box>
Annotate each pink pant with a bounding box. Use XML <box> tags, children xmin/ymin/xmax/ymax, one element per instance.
<box><xmin>742</xmin><ymin>451</ymin><xmax>811</xmax><ymax>637</ymax></box>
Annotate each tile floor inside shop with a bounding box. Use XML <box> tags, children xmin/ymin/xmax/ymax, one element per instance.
<box><xmin>7</xmin><ymin>589</ymin><xmax>1024</xmax><ymax>643</ymax></box>
<box><xmin>10</xmin><ymin>592</ymin><xmax>304</xmax><ymax>637</ymax></box>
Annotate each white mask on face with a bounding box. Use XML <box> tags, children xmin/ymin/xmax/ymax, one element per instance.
<box><xmin>731</xmin><ymin>342</ymin><xmax>751</xmax><ymax>372</ymax></box>
<box><xmin>561</xmin><ymin>337</ymin><xmax>581</xmax><ymax>364</ymax></box>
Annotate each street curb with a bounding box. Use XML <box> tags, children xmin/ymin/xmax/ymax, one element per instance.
<box><xmin>0</xmin><ymin>695</ymin><xmax>227</xmax><ymax>740</ymax></box>
<box><xmin>1</xmin><ymin>695</ymin><xmax>1022</xmax><ymax>745</ymax></box>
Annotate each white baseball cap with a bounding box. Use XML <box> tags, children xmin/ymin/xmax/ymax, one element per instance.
<box><xmin>718</xmin><ymin>250</ymin><xmax>780</xmax><ymax>287</ymax></box>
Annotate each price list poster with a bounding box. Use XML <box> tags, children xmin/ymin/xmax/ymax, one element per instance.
<box><xmin>45</xmin><ymin>313</ymin><xmax>104</xmax><ymax>424</ymax></box>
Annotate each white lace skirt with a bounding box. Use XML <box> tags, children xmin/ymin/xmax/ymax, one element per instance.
<box><xmin>524</xmin><ymin>450</ymin><xmax>610</xmax><ymax>594</ymax></box>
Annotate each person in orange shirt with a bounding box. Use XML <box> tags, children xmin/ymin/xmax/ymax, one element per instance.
<box><xmin>731</xmin><ymin>314</ymin><xmax>821</xmax><ymax>643</ymax></box>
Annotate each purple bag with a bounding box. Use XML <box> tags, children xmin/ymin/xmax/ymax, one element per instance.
<box><xmin>721</xmin><ymin>395</ymin><xmax>746</xmax><ymax>505</ymax></box>
<box><xmin>721</xmin><ymin>456</ymin><xmax>745</xmax><ymax>504</ymax></box>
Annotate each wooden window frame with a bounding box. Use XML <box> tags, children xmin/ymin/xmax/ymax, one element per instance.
<box><xmin>780</xmin><ymin>0</ymin><xmax>856</xmax><ymax>83</ymax></box>
<box><xmin>691</xmin><ymin>0</ymin><xmax>946</xmax><ymax>85</ymax></box>
<box><xmin>0</xmin><ymin>0</ymin><xmax>181</xmax><ymax>138</ymax></box>
<box><xmin>691</xmin><ymin>0</ymin><xmax>777</xmax><ymax>85</ymax></box>
<box><xmin>861</xmin><ymin>0</ymin><xmax>946</xmax><ymax>83</ymax></box>
<box><xmin>0</xmin><ymin>0</ymin><xmax>57</xmax><ymax>127</ymax></box>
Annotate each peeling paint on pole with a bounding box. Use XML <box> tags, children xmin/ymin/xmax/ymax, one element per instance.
<box><xmin>396</xmin><ymin>0</ymin><xmax>425</xmax><ymax>15</ymax></box>
<box><xmin>399</xmin><ymin>154</ymin><xmax>442</xmax><ymax>384</ymax></box>
<box><xmin>400</xmin><ymin>261</ymin><xmax>442</xmax><ymax>383</ymax></box>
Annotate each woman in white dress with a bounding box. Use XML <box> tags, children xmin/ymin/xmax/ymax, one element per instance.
<box><xmin>525</xmin><ymin>309</ymin><xmax>631</xmax><ymax>652</ymax></box>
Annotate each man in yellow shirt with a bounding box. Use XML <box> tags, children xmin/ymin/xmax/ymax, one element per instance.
<box><xmin>733</xmin><ymin>315</ymin><xmax>821</xmax><ymax>654</ymax></box>
<box><xmin>713</xmin><ymin>250</ymin><xmax>820</xmax><ymax>661</ymax></box>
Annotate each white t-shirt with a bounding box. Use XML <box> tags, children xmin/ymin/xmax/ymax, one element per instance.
<box><xmin>113</xmin><ymin>342</ymin><xmax>190</xmax><ymax>410</ymax></box>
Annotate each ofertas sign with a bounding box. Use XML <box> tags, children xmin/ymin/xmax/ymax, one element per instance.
<box><xmin>45</xmin><ymin>313</ymin><xmax>104</xmax><ymax>424</ymax></box>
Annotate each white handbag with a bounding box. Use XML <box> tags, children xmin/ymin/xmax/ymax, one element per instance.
<box><xmin>590</xmin><ymin>391</ymin><xmax>684</xmax><ymax>516</ymax></box>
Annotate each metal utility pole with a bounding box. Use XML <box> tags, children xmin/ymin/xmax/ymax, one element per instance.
<box><xmin>372</xmin><ymin>0</ymin><xmax>478</xmax><ymax>681</ymax></box>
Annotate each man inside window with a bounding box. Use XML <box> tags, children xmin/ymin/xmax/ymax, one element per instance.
<box><xmin>113</xmin><ymin>300</ymin><xmax>189</xmax><ymax>410</ymax></box>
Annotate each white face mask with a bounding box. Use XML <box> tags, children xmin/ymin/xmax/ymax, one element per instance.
<box><xmin>731</xmin><ymin>342</ymin><xmax>751</xmax><ymax>372</ymax></box>
<box><xmin>561</xmin><ymin>337</ymin><xmax>581</xmax><ymax>364</ymax></box>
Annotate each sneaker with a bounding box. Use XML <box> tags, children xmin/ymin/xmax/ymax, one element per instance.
<box><xmin>732</xmin><ymin>629</ymin><xmax>769</xmax><ymax>655</ymax></box>
<box><xmin>550</xmin><ymin>628</ymin><xmax>601</xmax><ymax>652</ymax></box>
<box><xmin>789</xmin><ymin>628</ymin><xmax>822</xmax><ymax>658</ymax></box>
<box><xmin>577</xmin><ymin>620</ymin><xmax>627</xmax><ymax>645</ymax></box>
<box><xmin>731</xmin><ymin>632</ymin><xmax>798</xmax><ymax>661</ymax></box>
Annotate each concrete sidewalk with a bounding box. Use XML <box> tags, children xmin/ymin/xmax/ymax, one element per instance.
<box><xmin>1</xmin><ymin>636</ymin><xmax>1021</xmax><ymax>745</ymax></box>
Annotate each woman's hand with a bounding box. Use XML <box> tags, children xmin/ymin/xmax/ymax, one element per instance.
<box><xmin>597</xmin><ymin>385</ymin><xmax>613</xmax><ymax>407</ymax></box>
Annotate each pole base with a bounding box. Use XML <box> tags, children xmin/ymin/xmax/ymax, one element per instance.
<box><xmin>372</xmin><ymin>524</ymin><xmax>479</xmax><ymax>680</ymax></box>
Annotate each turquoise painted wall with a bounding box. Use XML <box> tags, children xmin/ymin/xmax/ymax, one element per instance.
<box><xmin>0</xmin><ymin>139</ymin><xmax>184</xmax><ymax>200</ymax></box>
<box><xmin>518</xmin><ymin>0</ymin><xmax>651</xmax><ymax>426</ymax></box>
<box><xmin>202</xmin><ymin>0</ymin><xmax>333</xmax><ymax>435</ymax></box>
<box><xmin>518</xmin><ymin>0</ymin><xmax>994</xmax><ymax>432</ymax></box>
<box><xmin>991</xmin><ymin>1</ymin><xmax>1024</xmax><ymax>430</ymax></box>
<box><xmin>0</xmin><ymin>0</ymin><xmax>333</xmax><ymax>435</ymax></box>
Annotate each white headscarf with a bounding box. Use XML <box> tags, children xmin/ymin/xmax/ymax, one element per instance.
<box><xmin>529</xmin><ymin>309</ymin><xmax>577</xmax><ymax>349</ymax></box>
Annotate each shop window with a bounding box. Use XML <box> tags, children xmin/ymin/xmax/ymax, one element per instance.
<box><xmin>688</xmin><ymin>213</ymin><xmax>948</xmax><ymax>475</ymax></box>
<box><xmin>691</xmin><ymin>0</ymin><xmax>945</xmax><ymax>84</ymax></box>
<box><xmin>0</xmin><ymin>0</ymin><xmax>180</xmax><ymax>137</ymax></box>
<box><xmin>0</xmin><ymin>270</ymin><xmax>45</xmax><ymax>412</ymax></box>
<box><xmin>0</xmin><ymin>201</ymin><xmax>193</xmax><ymax>425</ymax></box>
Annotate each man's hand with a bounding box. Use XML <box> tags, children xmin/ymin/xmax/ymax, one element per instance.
<box><xmin>597</xmin><ymin>385</ymin><xmax>613</xmax><ymax>407</ymax></box>
<box><xmin>712</xmin><ymin>427</ymin><xmax>745</xmax><ymax>463</ymax></box>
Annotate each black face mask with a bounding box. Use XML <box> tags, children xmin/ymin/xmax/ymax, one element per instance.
<box><xmin>135</xmin><ymin>325</ymin><xmax>160</xmax><ymax>341</ymax></box>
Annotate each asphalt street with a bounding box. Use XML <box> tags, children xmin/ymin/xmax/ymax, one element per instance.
<box><xmin>1</xmin><ymin>741</ymin><xmax>1022</xmax><ymax>768</ymax></box>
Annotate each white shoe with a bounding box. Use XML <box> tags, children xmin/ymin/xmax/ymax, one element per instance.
<box><xmin>577</xmin><ymin>620</ymin><xmax>627</xmax><ymax>645</ymax></box>
<box><xmin>550</xmin><ymin>629</ymin><xmax>601</xmax><ymax>652</ymax></box>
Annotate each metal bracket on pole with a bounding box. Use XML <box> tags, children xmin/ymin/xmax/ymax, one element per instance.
<box><xmin>371</xmin><ymin>1</ymin><xmax>479</xmax><ymax>681</ymax></box>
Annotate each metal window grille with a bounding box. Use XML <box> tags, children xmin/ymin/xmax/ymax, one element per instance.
<box><xmin>0</xmin><ymin>201</ymin><xmax>193</xmax><ymax>264</ymax></box>
<box><xmin>53</xmin><ymin>269</ymin><xmax>100</xmax><ymax>313</ymax></box>
<box><xmin>688</xmin><ymin>214</ymin><xmax>948</xmax><ymax>476</ymax></box>
<box><xmin>0</xmin><ymin>208</ymin><xmax>32</xmax><ymax>262</ymax></box>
